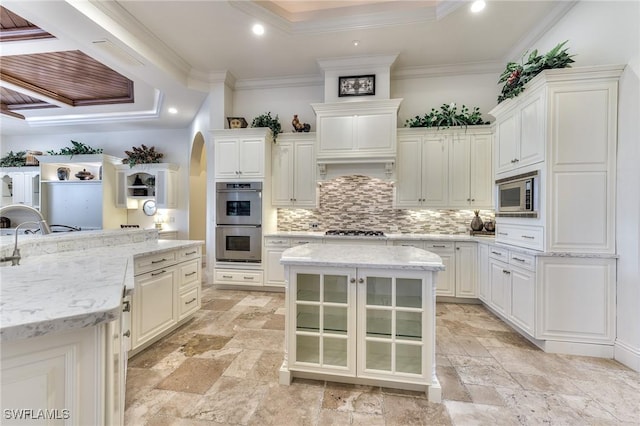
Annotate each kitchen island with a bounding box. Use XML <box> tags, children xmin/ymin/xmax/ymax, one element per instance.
<box><xmin>279</xmin><ymin>243</ymin><xmax>444</xmax><ymax>402</ymax></box>
<box><xmin>0</xmin><ymin>229</ymin><xmax>203</xmax><ymax>425</ymax></box>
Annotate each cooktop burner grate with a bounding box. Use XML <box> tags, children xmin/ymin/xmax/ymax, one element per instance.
<box><xmin>325</xmin><ymin>230</ymin><xmax>385</xmax><ymax>237</ymax></box>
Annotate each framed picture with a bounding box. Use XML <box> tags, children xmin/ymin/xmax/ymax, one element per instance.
<box><xmin>338</xmin><ymin>74</ymin><xmax>375</xmax><ymax>97</ymax></box>
<box><xmin>227</xmin><ymin>117</ymin><xmax>248</xmax><ymax>129</ymax></box>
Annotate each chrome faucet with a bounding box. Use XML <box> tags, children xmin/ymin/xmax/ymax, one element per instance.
<box><xmin>0</xmin><ymin>205</ymin><xmax>52</xmax><ymax>266</ymax></box>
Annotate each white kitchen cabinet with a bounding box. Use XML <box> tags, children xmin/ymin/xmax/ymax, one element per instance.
<box><xmin>396</xmin><ymin>127</ymin><xmax>492</xmax><ymax>209</ymax></box>
<box><xmin>264</xmin><ymin>237</ymin><xmax>318</xmax><ymax>287</ymax></box>
<box><xmin>37</xmin><ymin>154</ymin><xmax>126</xmax><ymax>229</ymax></box>
<box><xmin>212</xmin><ymin>128</ymin><xmax>272</xmax><ymax>180</ymax></box>
<box><xmin>115</xmin><ymin>163</ymin><xmax>178</xmax><ymax>209</ymax></box>
<box><xmin>423</xmin><ymin>242</ymin><xmax>455</xmax><ymax>297</ymax></box>
<box><xmin>454</xmin><ymin>242</ymin><xmax>477</xmax><ymax>298</ymax></box>
<box><xmin>130</xmin><ymin>245</ymin><xmax>202</xmax><ymax>355</ymax></box>
<box><xmin>477</xmin><ymin>243</ymin><xmax>490</xmax><ymax>302</ymax></box>
<box><xmin>272</xmin><ymin>133</ymin><xmax>316</xmax><ymax>208</ymax></box>
<box><xmin>449</xmin><ymin>132</ymin><xmax>494</xmax><ymax>209</ymax></box>
<box><xmin>1</xmin><ymin>168</ymin><xmax>40</xmax><ymax>208</ymax></box>
<box><xmin>493</xmin><ymin>87</ymin><xmax>545</xmax><ymax>175</ymax></box>
<box><xmin>311</xmin><ymin>99</ymin><xmax>402</xmax><ymax>160</ymax></box>
<box><xmin>1</xmin><ymin>319</ymin><xmax>125</xmax><ymax>425</ymax></box>
<box><xmin>282</xmin><ymin>265</ymin><xmax>438</xmax><ymax>396</ymax></box>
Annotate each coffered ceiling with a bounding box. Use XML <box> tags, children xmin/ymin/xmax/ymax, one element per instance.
<box><xmin>0</xmin><ymin>0</ymin><xmax>574</xmax><ymax>136</ymax></box>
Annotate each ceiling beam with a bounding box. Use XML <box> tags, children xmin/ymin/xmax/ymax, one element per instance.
<box><xmin>0</xmin><ymin>72</ymin><xmax>74</xmax><ymax>106</ymax></box>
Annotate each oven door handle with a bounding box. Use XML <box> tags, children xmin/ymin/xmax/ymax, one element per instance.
<box><xmin>216</xmin><ymin>224</ymin><xmax>262</xmax><ymax>228</ymax></box>
<box><xmin>216</xmin><ymin>189</ymin><xmax>262</xmax><ymax>193</ymax></box>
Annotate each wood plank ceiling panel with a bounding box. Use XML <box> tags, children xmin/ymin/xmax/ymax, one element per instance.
<box><xmin>0</xmin><ymin>6</ymin><xmax>54</xmax><ymax>42</ymax></box>
<box><xmin>0</xmin><ymin>50</ymin><xmax>134</xmax><ymax>107</ymax></box>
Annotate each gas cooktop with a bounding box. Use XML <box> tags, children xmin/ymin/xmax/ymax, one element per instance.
<box><xmin>324</xmin><ymin>230</ymin><xmax>386</xmax><ymax>237</ymax></box>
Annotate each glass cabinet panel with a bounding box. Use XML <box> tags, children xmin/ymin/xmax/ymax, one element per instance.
<box><xmin>296</xmin><ymin>335</ymin><xmax>319</xmax><ymax>364</ymax></box>
<box><xmin>396</xmin><ymin>311</ymin><xmax>422</xmax><ymax>341</ymax></box>
<box><xmin>324</xmin><ymin>275</ymin><xmax>348</xmax><ymax>303</ymax></box>
<box><xmin>396</xmin><ymin>344</ymin><xmax>421</xmax><ymax>374</ymax></box>
<box><xmin>366</xmin><ymin>309</ymin><xmax>391</xmax><ymax>339</ymax></box>
<box><xmin>297</xmin><ymin>274</ymin><xmax>320</xmax><ymax>301</ymax></box>
<box><xmin>396</xmin><ymin>278</ymin><xmax>422</xmax><ymax>308</ymax></box>
<box><xmin>296</xmin><ymin>305</ymin><xmax>319</xmax><ymax>332</ymax></box>
<box><xmin>366</xmin><ymin>277</ymin><xmax>392</xmax><ymax>306</ymax></box>
<box><xmin>323</xmin><ymin>337</ymin><xmax>347</xmax><ymax>367</ymax></box>
<box><xmin>323</xmin><ymin>306</ymin><xmax>347</xmax><ymax>335</ymax></box>
<box><xmin>366</xmin><ymin>341</ymin><xmax>391</xmax><ymax>371</ymax></box>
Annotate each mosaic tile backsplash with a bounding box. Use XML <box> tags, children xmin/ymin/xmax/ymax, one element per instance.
<box><xmin>277</xmin><ymin>175</ymin><xmax>494</xmax><ymax>234</ymax></box>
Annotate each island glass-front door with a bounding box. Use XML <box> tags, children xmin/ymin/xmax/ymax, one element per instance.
<box><xmin>357</xmin><ymin>269</ymin><xmax>426</xmax><ymax>381</ymax></box>
<box><xmin>290</xmin><ymin>267</ymin><xmax>356</xmax><ymax>376</ymax></box>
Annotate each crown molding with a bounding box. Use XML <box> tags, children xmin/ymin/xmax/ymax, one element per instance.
<box><xmin>317</xmin><ymin>54</ymin><xmax>399</xmax><ymax>72</ymax></box>
<box><xmin>234</xmin><ymin>75</ymin><xmax>324</xmax><ymax>91</ymax></box>
<box><xmin>392</xmin><ymin>61</ymin><xmax>504</xmax><ymax>80</ymax></box>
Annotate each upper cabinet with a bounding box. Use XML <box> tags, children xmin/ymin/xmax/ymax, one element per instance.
<box><xmin>1</xmin><ymin>168</ymin><xmax>40</xmax><ymax>208</ymax></box>
<box><xmin>395</xmin><ymin>127</ymin><xmax>493</xmax><ymax>209</ymax></box>
<box><xmin>272</xmin><ymin>133</ymin><xmax>317</xmax><ymax>208</ymax></box>
<box><xmin>115</xmin><ymin>163</ymin><xmax>178</xmax><ymax>209</ymax></box>
<box><xmin>213</xmin><ymin>128</ymin><xmax>272</xmax><ymax>180</ymax></box>
<box><xmin>311</xmin><ymin>99</ymin><xmax>402</xmax><ymax>161</ymax></box>
<box><xmin>493</xmin><ymin>87</ymin><xmax>545</xmax><ymax>176</ymax></box>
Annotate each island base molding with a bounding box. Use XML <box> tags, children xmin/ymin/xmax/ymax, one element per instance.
<box><xmin>279</xmin><ymin>366</ymin><xmax>442</xmax><ymax>403</ymax></box>
<box><xmin>614</xmin><ymin>340</ymin><xmax>640</xmax><ymax>372</ymax></box>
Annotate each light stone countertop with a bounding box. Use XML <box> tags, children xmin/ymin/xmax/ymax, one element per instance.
<box><xmin>280</xmin><ymin>243</ymin><xmax>445</xmax><ymax>271</ymax></box>
<box><xmin>264</xmin><ymin>230</ymin><xmax>493</xmax><ymax>242</ymax></box>
<box><xmin>0</xmin><ymin>237</ymin><xmax>203</xmax><ymax>342</ymax></box>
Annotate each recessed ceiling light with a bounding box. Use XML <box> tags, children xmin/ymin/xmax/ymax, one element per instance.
<box><xmin>353</xmin><ymin>40</ymin><xmax>360</xmax><ymax>47</ymax></box>
<box><xmin>168</xmin><ymin>107</ymin><xmax>178</xmax><ymax>114</ymax></box>
<box><xmin>470</xmin><ymin>0</ymin><xmax>486</xmax><ymax>13</ymax></box>
<box><xmin>252</xmin><ymin>24</ymin><xmax>265</xmax><ymax>36</ymax></box>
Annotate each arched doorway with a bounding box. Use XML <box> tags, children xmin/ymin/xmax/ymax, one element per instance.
<box><xmin>189</xmin><ymin>132</ymin><xmax>207</xmax><ymax>263</ymax></box>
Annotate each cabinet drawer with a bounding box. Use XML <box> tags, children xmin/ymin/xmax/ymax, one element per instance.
<box><xmin>509</xmin><ymin>252</ymin><xmax>536</xmax><ymax>271</ymax></box>
<box><xmin>264</xmin><ymin>237</ymin><xmax>291</xmax><ymax>248</ymax></box>
<box><xmin>135</xmin><ymin>251</ymin><xmax>177</xmax><ymax>275</ymax></box>
<box><xmin>215</xmin><ymin>269</ymin><xmax>263</xmax><ymax>286</ymax></box>
<box><xmin>424</xmin><ymin>241</ymin><xmax>454</xmax><ymax>252</ymax></box>
<box><xmin>290</xmin><ymin>238</ymin><xmax>316</xmax><ymax>246</ymax></box>
<box><xmin>178</xmin><ymin>245</ymin><xmax>201</xmax><ymax>261</ymax></box>
<box><xmin>393</xmin><ymin>240</ymin><xmax>425</xmax><ymax>249</ymax></box>
<box><xmin>496</xmin><ymin>224</ymin><xmax>544</xmax><ymax>251</ymax></box>
<box><xmin>489</xmin><ymin>246</ymin><xmax>509</xmax><ymax>261</ymax></box>
<box><xmin>179</xmin><ymin>259</ymin><xmax>200</xmax><ymax>288</ymax></box>
<box><xmin>179</xmin><ymin>287</ymin><xmax>199</xmax><ymax>320</ymax></box>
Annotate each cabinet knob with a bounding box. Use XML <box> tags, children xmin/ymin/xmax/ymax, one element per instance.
<box><xmin>122</xmin><ymin>301</ymin><xmax>130</xmax><ymax>312</ymax></box>
<box><xmin>123</xmin><ymin>330</ymin><xmax>131</xmax><ymax>338</ymax></box>
<box><xmin>358</xmin><ymin>278</ymin><xmax>364</xmax><ymax>284</ymax></box>
<box><xmin>456</xmin><ymin>247</ymin><xmax>460</xmax><ymax>250</ymax></box>
<box><xmin>350</xmin><ymin>278</ymin><xmax>356</xmax><ymax>283</ymax></box>
<box><xmin>466</xmin><ymin>198</ymin><xmax>470</xmax><ymax>202</ymax></box>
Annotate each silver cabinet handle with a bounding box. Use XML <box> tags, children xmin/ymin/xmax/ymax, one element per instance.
<box><xmin>151</xmin><ymin>258</ymin><xmax>167</xmax><ymax>264</ymax></box>
<box><xmin>497</xmin><ymin>232</ymin><xmax>508</xmax><ymax>236</ymax></box>
<box><xmin>491</xmin><ymin>251</ymin><xmax>503</xmax><ymax>256</ymax></box>
<box><xmin>185</xmin><ymin>250</ymin><xmax>197</xmax><ymax>255</ymax></box>
<box><xmin>513</xmin><ymin>257</ymin><xmax>526</xmax><ymax>262</ymax></box>
<box><xmin>122</xmin><ymin>301</ymin><xmax>130</xmax><ymax>312</ymax></box>
<box><xmin>503</xmin><ymin>270</ymin><xmax>511</xmax><ymax>275</ymax></box>
<box><xmin>185</xmin><ymin>297</ymin><xmax>197</xmax><ymax>305</ymax></box>
<box><xmin>185</xmin><ymin>271</ymin><xmax>197</xmax><ymax>277</ymax></box>
<box><xmin>123</xmin><ymin>330</ymin><xmax>131</xmax><ymax>338</ymax></box>
<box><xmin>521</xmin><ymin>235</ymin><xmax>535</xmax><ymax>239</ymax></box>
<box><xmin>243</xmin><ymin>276</ymin><xmax>255</xmax><ymax>280</ymax></box>
<box><xmin>432</xmin><ymin>245</ymin><xmax>446</xmax><ymax>248</ymax></box>
<box><xmin>222</xmin><ymin>275</ymin><xmax>233</xmax><ymax>279</ymax></box>
<box><xmin>271</xmin><ymin>240</ymin><xmax>284</xmax><ymax>244</ymax></box>
<box><xmin>151</xmin><ymin>270</ymin><xmax>167</xmax><ymax>276</ymax></box>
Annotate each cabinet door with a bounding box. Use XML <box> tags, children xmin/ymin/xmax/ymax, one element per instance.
<box><xmin>432</xmin><ymin>250</ymin><xmax>455</xmax><ymax>297</ymax></box>
<box><xmin>455</xmin><ymin>243</ymin><xmax>477</xmax><ymax>298</ymax></box>
<box><xmin>156</xmin><ymin>169</ymin><xmax>177</xmax><ymax>208</ymax></box>
<box><xmin>238</xmin><ymin>138</ymin><xmax>265</xmax><ymax>177</ymax></box>
<box><xmin>469</xmin><ymin>133</ymin><xmax>494</xmax><ymax>208</ymax></box>
<box><xmin>272</xmin><ymin>142</ymin><xmax>294</xmax><ymax>206</ymax></box>
<box><xmin>9</xmin><ymin>172</ymin><xmax>26</xmax><ymax>204</ymax></box>
<box><xmin>509</xmin><ymin>266</ymin><xmax>535</xmax><ymax>336</ymax></box>
<box><xmin>477</xmin><ymin>244</ymin><xmax>490</xmax><ymax>302</ymax></box>
<box><xmin>292</xmin><ymin>142</ymin><xmax>316</xmax><ymax>207</ymax></box>
<box><xmin>495</xmin><ymin>113</ymin><xmax>518</xmax><ymax>174</ymax></box>
<box><xmin>318</xmin><ymin>116</ymin><xmax>354</xmax><ymax>154</ymax></box>
<box><xmin>132</xmin><ymin>267</ymin><xmax>177</xmax><ymax>350</ymax></box>
<box><xmin>488</xmin><ymin>259</ymin><xmax>509</xmax><ymax>315</ymax></box>
<box><xmin>448</xmin><ymin>134</ymin><xmax>471</xmax><ymax>207</ymax></box>
<box><xmin>358</xmin><ymin>269</ymin><xmax>427</xmax><ymax>381</ymax></box>
<box><xmin>518</xmin><ymin>89</ymin><xmax>545</xmax><ymax>168</ymax></box>
<box><xmin>214</xmin><ymin>139</ymin><xmax>240</xmax><ymax>178</ymax></box>
<box><xmin>265</xmin><ymin>247</ymin><xmax>287</xmax><ymax>286</ymax></box>
<box><xmin>422</xmin><ymin>135</ymin><xmax>449</xmax><ymax>207</ymax></box>
<box><xmin>115</xmin><ymin>170</ymin><xmax>128</xmax><ymax>208</ymax></box>
<box><xmin>395</xmin><ymin>136</ymin><xmax>423</xmax><ymax>207</ymax></box>
<box><xmin>290</xmin><ymin>267</ymin><xmax>356</xmax><ymax>376</ymax></box>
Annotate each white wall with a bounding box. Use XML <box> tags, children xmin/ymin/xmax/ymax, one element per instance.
<box><xmin>530</xmin><ymin>0</ymin><xmax>640</xmax><ymax>370</ymax></box>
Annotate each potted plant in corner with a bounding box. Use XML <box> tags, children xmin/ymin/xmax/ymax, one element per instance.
<box><xmin>251</xmin><ymin>112</ymin><xmax>282</xmax><ymax>142</ymax></box>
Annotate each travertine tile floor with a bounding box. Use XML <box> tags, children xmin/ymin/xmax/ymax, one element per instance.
<box><xmin>125</xmin><ymin>283</ymin><xmax>640</xmax><ymax>425</ymax></box>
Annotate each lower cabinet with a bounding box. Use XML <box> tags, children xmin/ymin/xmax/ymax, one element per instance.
<box><xmin>477</xmin><ymin>243</ymin><xmax>490</xmax><ymax>302</ymax></box>
<box><xmin>130</xmin><ymin>245</ymin><xmax>202</xmax><ymax>355</ymax></box>
<box><xmin>1</xmin><ymin>320</ymin><xmax>125</xmax><ymax>425</ymax></box>
<box><xmin>487</xmin><ymin>246</ymin><xmax>536</xmax><ymax>336</ymax></box>
<box><xmin>281</xmin><ymin>266</ymin><xmax>436</xmax><ymax>392</ymax></box>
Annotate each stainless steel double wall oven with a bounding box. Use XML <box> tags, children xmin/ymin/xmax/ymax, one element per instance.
<box><xmin>215</xmin><ymin>182</ymin><xmax>262</xmax><ymax>262</ymax></box>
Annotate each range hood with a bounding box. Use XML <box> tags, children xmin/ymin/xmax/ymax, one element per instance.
<box><xmin>313</xmin><ymin>55</ymin><xmax>401</xmax><ymax>180</ymax></box>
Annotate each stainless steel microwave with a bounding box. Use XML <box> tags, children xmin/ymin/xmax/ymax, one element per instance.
<box><xmin>495</xmin><ymin>171</ymin><xmax>538</xmax><ymax>217</ymax></box>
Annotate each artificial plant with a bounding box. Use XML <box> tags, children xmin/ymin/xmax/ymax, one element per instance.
<box><xmin>122</xmin><ymin>144</ymin><xmax>164</xmax><ymax>167</ymax></box>
<box><xmin>405</xmin><ymin>103</ymin><xmax>489</xmax><ymax>129</ymax></box>
<box><xmin>0</xmin><ymin>151</ymin><xmax>27</xmax><ymax>167</ymax></box>
<box><xmin>47</xmin><ymin>140</ymin><xmax>103</xmax><ymax>157</ymax></box>
<box><xmin>251</xmin><ymin>112</ymin><xmax>282</xmax><ymax>142</ymax></box>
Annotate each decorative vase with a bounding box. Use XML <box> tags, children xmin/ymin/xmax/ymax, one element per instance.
<box><xmin>484</xmin><ymin>220</ymin><xmax>495</xmax><ymax>232</ymax></box>
<box><xmin>57</xmin><ymin>167</ymin><xmax>70</xmax><ymax>181</ymax></box>
<box><xmin>470</xmin><ymin>210</ymin><xmax>484</xmax><ymax>231</ymax></box>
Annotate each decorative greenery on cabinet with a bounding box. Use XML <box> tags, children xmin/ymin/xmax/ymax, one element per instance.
<box><xmin>404</xmin><ymin>103</ymin><xmax>489</xmax><ymax>129</ymax></box>
<box><xmin>251</xmin><ymin>112</ymin><xmax>282</xmax><ymax>142</ymax></box>
<box><xmin>0</xmin><ymin>151</ymin><xmax>27</xmax><ymax>167</ymax></box>
<box><xmin>47</xmin><ymin>140</ymin><xmax>103</xmax><ymax>156</ymax></box>
<box><xmin>122</xmin><ymin>144</ymin><xmax>164</xmax><ymax>167</ymax></box>
<box><xmin>497</xmin><ymin>40</ymin><xmax>575</xmax><ymax>103</ymax></box>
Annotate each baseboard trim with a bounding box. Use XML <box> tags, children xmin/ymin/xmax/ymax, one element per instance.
<box><xmin>614</xmin><ymin>340</ymin><xmax>640</xmax><ymax>372</ymax></box>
